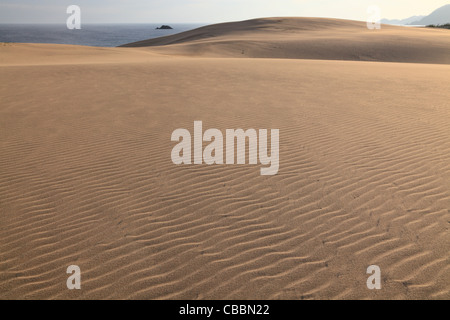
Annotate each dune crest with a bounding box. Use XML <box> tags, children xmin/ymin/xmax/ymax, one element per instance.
<box><xmin>120</xmin><ymin>17</ymin><xmax>450</xmax><ymax>64</ymax></box>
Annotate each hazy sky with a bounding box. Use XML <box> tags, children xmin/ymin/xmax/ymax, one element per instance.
<box><xmin>0</xmin><ymin>0</ymin><xmax>448</xmax><ymax>24</ymax></box>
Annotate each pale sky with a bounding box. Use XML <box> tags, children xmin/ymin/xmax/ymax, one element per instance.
<box><xmin>0</xmin><ymin>0</ymin><xmax>448</xmax><ymax>24</ymax></box>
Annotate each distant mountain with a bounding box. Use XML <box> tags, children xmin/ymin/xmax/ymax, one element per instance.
<box><xmin>381</xmin><ymin>16</ymin><xmax>424</xmax><ymax>25</ymax></box>
<box><xmin>381</xmin><ymin>4</ymin><xmax>450</xmax><ymax>26</ymax></box>
<box><xmin>409</xmin><ymin>4</ymin><xmax>450</xmax><ymax>25</ymax></box>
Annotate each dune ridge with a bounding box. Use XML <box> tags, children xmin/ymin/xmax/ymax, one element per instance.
<box><xmin>0</xmin><ymin>18</ymin><xmax>449</xmax><ymax>300</ymax></box>
<box><xmin>121</xmin><ymin>17</ymin><xmax>450</xmax><ymax>64</ymax></box>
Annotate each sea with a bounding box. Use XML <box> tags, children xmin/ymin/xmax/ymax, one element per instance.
<box><xmin>0</xmin><ymin>24</ymin><xmax>204</xmax><ymax>47</ymax></box>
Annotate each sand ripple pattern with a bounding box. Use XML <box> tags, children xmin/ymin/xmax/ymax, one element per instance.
<box><xmin>0</xmin><ymin>58</ymin><xmax>449</xmax><ymax>299</ymax></box>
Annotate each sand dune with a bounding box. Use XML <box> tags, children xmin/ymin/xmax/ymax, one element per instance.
<box><xmin>0</xmin><ymin>18</ymin><xmax>449</xmax><ymax>300</ymax></box>
<box><xmin>0</xmin><ymin>43</ymin><xmax>163</xmax><ymax>66</ymax></box>
<box><xmin>121</xmin><ymin>18</ymin><xmax>450</xmax><ymax>64</ymax></box>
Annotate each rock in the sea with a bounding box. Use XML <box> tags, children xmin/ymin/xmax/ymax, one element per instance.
<box><xmin>156</xmin><ymin>25</ymin><xmax>173</xmax><ymax>30</ymax></box>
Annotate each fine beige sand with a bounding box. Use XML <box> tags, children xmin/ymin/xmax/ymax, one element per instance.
<box><xmin>0</xmin><ymin>18</ymin><xmax>449</xmax><ymax>300</ymax></box>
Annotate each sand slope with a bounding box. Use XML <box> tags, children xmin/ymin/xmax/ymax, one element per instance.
<box><xmin>0</xmin><ymin>18</ymin><xmax>449</xmax><ymax>300</ymax></box>
<box><xmin>121</xmin><ymin>18</ymin><xmax>450</xmax><ymax>64</ymax></box>
<box><xmin>0</xmin><ymin>43</ymin><xmax>163</xmax><ymax>66</ymax></box>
